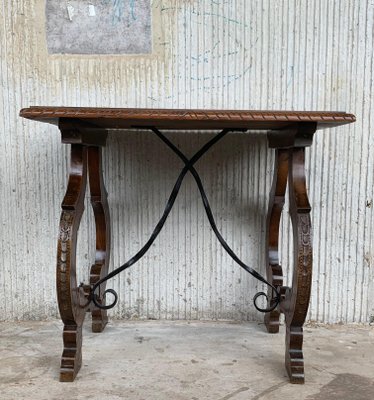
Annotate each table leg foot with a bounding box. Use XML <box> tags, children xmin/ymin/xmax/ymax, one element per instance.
<box><xmin>60</xmin><ymin>324</ymin><xmax>83</xmax><ymax>382</ymax></box>
<box><xmin>283</xmin><ymin>147</ymin><xmax>313</xmax><ymax>384</ymax></box>
<box><xmin>88</xmin><ymin>146</ymin><xmax>111</xmax><ymax>333</ymax></box>
<box><xmin>285</xmin><ymin>325</ymin><xmax>305</xmax><ymax>383</ymax></box>
<box><xmin>264</xmin><ymin>311</ymin><xmax>281</xmax><ymax>333</ymax></box>
<box><xmin>264</xmin><ymin>149</ymin><xmax>289</xmax><ymax>333</ymax></box>
<box><xmin>91</xmin><ymin>306</ymin><xmax>108</xmax><ymax>333</ymax></box>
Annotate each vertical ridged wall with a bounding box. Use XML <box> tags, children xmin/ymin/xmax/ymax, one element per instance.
<box><xmin>0</xmin><ymin>1</ymin><xmax>373</xmax><ymax>323</ymax></box>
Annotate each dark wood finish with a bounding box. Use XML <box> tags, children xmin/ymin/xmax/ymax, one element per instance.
<box><xmin>57</xmin><ymin>121</ymin><xmax>110</xmax><ymax>381</ymax></box>
<box><xmin>87</xmin><ymin>145</ymin><xmax>111</xmax><ymax>333</ymax></box>
<box><xmin>20</xmin><ymin>107</ymin><xmax>355</xmax><ymax>130</ymax></box>
<box><xmin>57</xmin><ymin>142</ymin><xmax>88</xmax><ymax>382</ymax></box>
<box><xmin>284</xmin><ymin>146</ymin><xmax>313</xmax><ymax>384</ymax></box>
<box><xmin>266</xmin><ymin>123</ymin><xmax>316</xmax><ymax>383</ymax></box>
<box><xmin>20</xmin><ymin>107</ymin><xmax>355</xmax><ymax>383</ymax></box>
<box><xmin>264</xmin><ymin>148</ymin><xmax>289</xmax><ymax>333</ymax></box>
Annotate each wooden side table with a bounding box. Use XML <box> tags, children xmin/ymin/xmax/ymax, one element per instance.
<box><xmin>19</xmin><ymin>107</ymin><xmax>355</xmax><ymax>383</ymax></box>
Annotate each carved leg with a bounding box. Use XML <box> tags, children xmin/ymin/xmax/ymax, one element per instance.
<box><xmin>87</xmin><ymin>146</ymin><xmax>111</xmax><ymax>333</ymax></box>
<box><xmin>57</xmin><ymin>144</ymin><xmax>88</xmax><ymax>382</ymax></box>
<box><xmin>284</xmin><ymin>147</ymin><xmax>313</xmax><ymax>383</ymax></box>
<box><xmin>264</xmin><ymin>149</ymin><xmax>288</xmax><ymax>333</ymax></box>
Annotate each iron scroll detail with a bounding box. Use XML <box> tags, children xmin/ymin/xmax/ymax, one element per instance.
<box><xmin>90</xmin><ymin>128</ymin><xmax>281</xmax><ymax>313</ymax></box>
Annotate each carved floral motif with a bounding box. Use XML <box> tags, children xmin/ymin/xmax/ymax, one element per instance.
<box><xmin>59</xmin><ymin>211</ymin><xmax>74</xmax><ymax>273</ymax></box>
<box><xmin>57</xmin><ymin>211</ymin><xmax>74</xmax><ymax>312</ymax></box>
<box><xmin>296</xmin><ymin>214</ymin><xmax>313</xmax><ymax>315</ymax></box>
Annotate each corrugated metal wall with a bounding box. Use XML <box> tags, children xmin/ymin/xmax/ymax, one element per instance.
<box><xmin>0</xmin><ymin>0</ymin><xmax>373</xmax><ymax>323</ymax></box>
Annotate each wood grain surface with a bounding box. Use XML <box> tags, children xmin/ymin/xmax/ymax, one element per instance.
<box><xmin>20</xmin><ymin>107</ymin><xmax>355</xmax><ymax>130</ymax></box>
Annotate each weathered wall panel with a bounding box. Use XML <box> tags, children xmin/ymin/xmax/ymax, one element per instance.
<box><xmin>0</xmin><ymin>1</ymin><xmax>373</xmax><ymax>323</ymax></box>
<box><xmin>46</xmin><ymin>0</ymin><xmax>152</xmax><ymax>54</ymax></box>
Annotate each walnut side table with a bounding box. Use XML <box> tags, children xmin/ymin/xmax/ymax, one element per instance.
<box><xmin>19</xmin><ymin>107</ymin><xmax>355</xmax><ymax>383</ymax></box>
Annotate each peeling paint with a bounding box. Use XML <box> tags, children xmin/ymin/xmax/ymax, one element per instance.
<box><xmin>66</xmin><ymin>4</ymin><xmax>74</xmax><ymax>21</ymax></box>
<box><xmin>88</xmin><ymin>4</ymin><xmax>96</xmax><ymax>17</ymax></box>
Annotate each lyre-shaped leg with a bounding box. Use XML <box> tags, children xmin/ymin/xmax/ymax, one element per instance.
<box><xmin>264</xmin><ymin>149</ymin><xmax>288</xmax><ymax>333</ymax></box>
<box><xmin>57</xmin><ymin>144</ymin><xmax>88</xmax><ymax>382</ymax></box>
<box><xmin>284</xmin><ymin>147</ymin><xmax>313</xmax><ymax>384</ymax></box>
<box><xmin>87</xmin><ymin>146</ymin><xmax>111</xmax><ymax>332</ymax></box>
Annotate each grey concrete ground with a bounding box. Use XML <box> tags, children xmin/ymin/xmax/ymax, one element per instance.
<box><xmin>0</xmin><ymin>320</ymin><xmax>373</xmax><ymax>400</ymax></box>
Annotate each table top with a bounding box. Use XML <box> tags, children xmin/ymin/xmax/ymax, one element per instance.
<box><xmin>19</xmin><ymin>107</ymin><xmax>355</xmax><ymax>130</ymax></box>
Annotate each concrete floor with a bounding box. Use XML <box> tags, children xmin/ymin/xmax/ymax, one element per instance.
<box><xmin>0</xmin><ymin>320</ymin><xmax>373</xmax><ymax>400</ymax></box>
